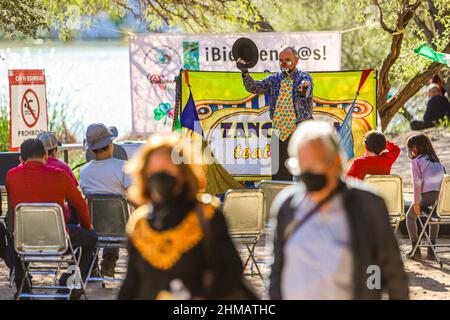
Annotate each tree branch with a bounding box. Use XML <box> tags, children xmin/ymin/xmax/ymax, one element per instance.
<box><xmin>426</xmin><ymin>0</ymin><xmax>446</xmax><ymax>35</ymax></box>
<box><xmin>376</xmin><ymin>0</ymin><xmax>424</xmax><ymax>124</ymax></box>
<box><xmin>380</xmin><ymin>40</ymin><xmax>450</xmax><ymax>129</ymax></box>
<box><xmin>413</xmin><ymin>16</ymin><xmax>435</xmax><ymax>44</ymax></box>
<box><xmin>373</xmin><ymin>0</ymin><xmax>396</xmax><ymax>33</ymax></box>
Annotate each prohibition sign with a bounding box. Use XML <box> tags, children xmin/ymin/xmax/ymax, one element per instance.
<box><xmin>21</xmin><ymin>88</ymin><xmax>40</xmax><ymax>128</ymax></box>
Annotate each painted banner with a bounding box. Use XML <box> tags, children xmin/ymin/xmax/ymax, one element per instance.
<box><xmin>129</xmin><ymin>32</ymin><xmax>341</xmax><ymax>133</ymax></box>
<box><xmin>179</xmin><ymin>70</ymin><xmax>377</xmax><ymax>180</ymax></box>
<box><xmin>8</xmin><ymin>69</ymin><xmax>48</xmax><ymax>151</ymax></box>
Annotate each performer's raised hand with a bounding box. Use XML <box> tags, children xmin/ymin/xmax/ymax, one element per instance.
<box><xmin>236</xmin><ymin>58</ymin><xmax>248</xmax><ymax>73</ymax></box>
<box><xmin>297</xmin><ymin>81</ymin><xmax>310</xmax><ymax>97</ymax></box>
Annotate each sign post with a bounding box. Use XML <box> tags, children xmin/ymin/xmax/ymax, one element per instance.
<box><xmin>8</xmin><ymin>70</ymin><xmax>48</xmax><ymax>151</ymax></box>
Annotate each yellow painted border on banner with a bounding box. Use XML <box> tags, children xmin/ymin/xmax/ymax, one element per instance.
<box><xmin>180</xmin><ymin>70</ymin><xmax>377</xmax><ymax>180</ymax></box>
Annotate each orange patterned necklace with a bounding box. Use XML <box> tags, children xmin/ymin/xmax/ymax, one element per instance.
<box><xmin>130</xmin><ymin>204</ymin><xmax>215</xmax><ymax>270</ymax></box>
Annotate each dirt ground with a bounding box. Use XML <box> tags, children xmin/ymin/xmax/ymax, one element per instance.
<box><xmin>0</xmin><ymin>128</ymin><xmax>449</xmax><ymax>300</ymax></box>
<box><xmin>1</xmin><ymin>237</ymin><xmax>449</xmax><ymax>300</ymax></box>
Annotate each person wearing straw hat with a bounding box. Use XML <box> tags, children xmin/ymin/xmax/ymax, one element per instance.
<box><xmin>80</xmin><ymin>123</ymin><xmax>132</xmax><ymax>278</ymax></box>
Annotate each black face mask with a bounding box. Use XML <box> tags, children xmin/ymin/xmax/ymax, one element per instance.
<box><xmin>147</xmin><ymin>172</ymin><xmax>179</xmax><ymax>204</ymax></box>
<box><xmin>299</xmin><ymin>172</ymin><xmax>328</xmax><ymax>192</ymax></box>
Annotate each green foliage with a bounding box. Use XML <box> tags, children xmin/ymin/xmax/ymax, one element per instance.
<box><xmin>0</xmin><ymin>96</ymin><xmax>10</xmax><ymax>151</ymax></box>
<box><xmin>260</xmin><ymin>0</ymin><xmax>449</xmax><ymax>90</ymax></box>
<box><xmin>47</xmin><ymin>88</ymin><xmax>82</xmax><ymax>143</ymax></box>
<box><xmin>42</xmin><ymin>0</ymin><xmax>129</xmax><ymax>40</ymax></box>
<box><xmin>0</xmin><ymin>88</ymin><xmax>81</xmax><ymax>152</ymax></box>
<box><xmin>436</xmin><ymin>115</ymin><xmax>450</xmax><ymax>131</ymax></box>
<box><xmin>0</xmin><ymin>0</ymin><xmax>48</xmax><ymax>38</ymax></box>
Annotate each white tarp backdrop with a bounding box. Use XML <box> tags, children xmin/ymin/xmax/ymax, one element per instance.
<box><xmin>129</xmin><ymin>32</ymin><xmax>342</xmax><ymax>134</ymax></box>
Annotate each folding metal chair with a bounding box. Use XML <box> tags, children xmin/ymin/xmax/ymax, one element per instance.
<box><xmin>222</xmin><ymin>189</ymin><xmax>265</xmax><ymax>280</ymax></box>
<box><xmin>256</xmin><ymin>180</ymin><xmax>296</xmax><ymax>224</ymax></box>
<box><xmin>410</xmin><ymin>175</ymin><xmax>450</xmax><ymax>268</ymax></box>
<box><xmin>85</xmin><ymin>194</ymin><xmax>130</xmax><ymax>286</ymax></box>
<box><xmin>0</xmin><ymin>186</ymin><xmax>7</xmax><ymax>223</ymax></box>
<box><xmin>364</xmin><ymin>175</ymin><xmax>405</xmax><ymax>234</ymax></box>
<box><xmin>14</xmin><ymin>203</ymin><xmax>86</xmax><ymax>300</ymax></box>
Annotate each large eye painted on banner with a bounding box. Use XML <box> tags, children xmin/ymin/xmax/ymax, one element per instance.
<box><xmin>196</xmin><ymin>104</ymin><xmax>213</xmax><ymax>120</ymax></box>
<box><xmin>344</xmin><ymin>101</ymin><xmax>372</xmax><ymax>119</ymax></box>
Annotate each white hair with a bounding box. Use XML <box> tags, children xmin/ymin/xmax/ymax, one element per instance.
<box><xmin>428</xmin><ymin>83</ymin><xmax>440</xmax><ymax>91</ymax></box>
<box><xmin>286</xmin><ymin>120</ymin><xmax>345</xmax><ymax>174</ymax></box>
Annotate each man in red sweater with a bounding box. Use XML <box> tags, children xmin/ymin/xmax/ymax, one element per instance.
<box><xmin>5</xmin><ymin>138</ymin><xmax>97</xmax><ymax>298</ymax></box>
<box><xmin>346</xmin><ymin>130</ymin><xmax>400</xmax><ymax>180</ymax></box>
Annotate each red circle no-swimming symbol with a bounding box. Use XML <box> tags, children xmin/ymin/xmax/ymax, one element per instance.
<box><xmin>21</xmin><ymin>89</ymin><xmax>40</xmax><ymax>128</ymax></box>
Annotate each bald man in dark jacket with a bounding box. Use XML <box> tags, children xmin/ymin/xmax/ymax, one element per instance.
<box><xmin>269</xmin><ymin>180</ymin><xmax>409</xmax><ymax>300</ymax></box>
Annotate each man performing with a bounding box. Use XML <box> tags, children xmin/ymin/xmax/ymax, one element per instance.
<box><xmin>237</xmin><ymin>46</ymin><xmax>314</xmax><ymax>180</ymax></box>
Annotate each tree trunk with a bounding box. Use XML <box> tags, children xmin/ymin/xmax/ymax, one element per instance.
<box><xmin>378</xmin><ymin>41</ymin><xmax>450</xmax><ymax>130</ymax></box>
<box><xmin>379</xmin><ymin>62</ymin><xmax>446</xmax><ymax>130</ymax></box>
<box><xmin>375</xmin><ymin>0</ymin><xmax>450</xmax><ymax>131</ymax></box>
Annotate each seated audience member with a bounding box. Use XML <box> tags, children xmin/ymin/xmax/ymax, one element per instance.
<box><xmin>5</xmin><ymin>138</ymin><xmax>97</xmax><ymax>299</ymax></box>
<box><xmin>411</xmin><ymin>83</ymin><xmax>450</xmax><ymax>130</ymax></box>
<box><xmin>346</xmin><ymin>130</ymin><xmax>400</xmax><ymax>180</ymax></box>
<box><xmin>80</xmin><ymin>123</ymin><xmax>131</xmax><ymax>278</ymax></box>
<box><xmin>405</xmin><ymin>133</ymin><xmax>446</xmax><ymax>260</ymax></box>
<box><xmin>37</xmin><ymin>131</ymin><xmax>78</xmax><ymax>186</ymax></box>
<box><xmin>37</xmin><ymin>131</ymin><xmax>79</xmax><ymax>224</ymax></box>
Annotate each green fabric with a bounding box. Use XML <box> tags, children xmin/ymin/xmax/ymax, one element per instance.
<box><xmin>414</xmin><ymin>43</ymin><xmax>449</xmax><ymax>66</ymax></box>
<box><xmin>173</xmin><ymin>117</ymin><xmax>182</xmax><ymax>132</ymax></box>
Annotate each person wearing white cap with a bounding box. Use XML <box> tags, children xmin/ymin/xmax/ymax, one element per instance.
<box><xmin>410</xmin><ymin>83</ymin><xmax>450</xmax><ymax>130</ymax></box>
<box><xmin>80</xmin><ymin>123</ymin><xmax>132</xmax><ymax>277</ymax></box>
<box><xmin>37</xmin><ymin>131</ymin><xmax>78</xmax><ymax>187</ymax></box>
<box><xmin>37</xmin><ymin>131</ymin><xmax>79</xmax><ymax>226</ymax></box>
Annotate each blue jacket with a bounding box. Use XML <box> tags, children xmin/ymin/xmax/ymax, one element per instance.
<box><xmin>242</xmin><ymin>69</ymin><xmax>314</xmax><ymax>123</ymax></box>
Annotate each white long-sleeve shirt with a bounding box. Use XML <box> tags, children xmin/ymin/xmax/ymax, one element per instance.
<box><xmin>281</xmin><ymin>194</ymin><xmax>353</xmax><ymax>300</ymax></box>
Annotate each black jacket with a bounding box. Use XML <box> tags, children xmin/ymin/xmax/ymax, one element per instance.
<box><xmin>424</xmin><ymin>95</ymin><xmax>450</xmax><ymax>124</ymax></box>
<box><xmin>118</xmin><ymin>199</ymin><xmax>255</xmax><ymax>300</ymax></box>
<box><xmin>269</xmin><ymin>180</ymin><xmax>409</xmax><ymax>300</ymax></box>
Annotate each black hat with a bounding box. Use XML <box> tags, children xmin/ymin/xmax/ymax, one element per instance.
<box><xmin>232</xmin><ymin>37</ymin><xmax>259</xmax><ymax>69</ymax></box>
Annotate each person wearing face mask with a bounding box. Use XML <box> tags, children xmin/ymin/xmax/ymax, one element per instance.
<box><xmin>237</xmin><ymin>46</ymin><xmax>314</xmax><ymax>181</ymax></box>
<box><xmin>268</xmin><ymin>121</ymin><xmax>408</xmax><ymax>300</ymax></box>
<box><xmin>405</xmin><ymin>133</ymin><xmax>446</xmax><ymax>260</ymax></box>
<box><xmin>118</xmin><ymin>133</ymin><xmax>257</xmax><ymax>300</ymax></box>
